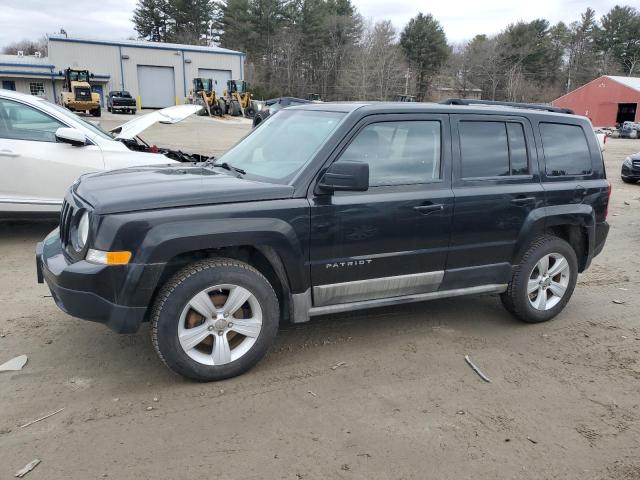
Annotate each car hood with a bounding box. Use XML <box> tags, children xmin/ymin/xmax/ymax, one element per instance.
<box><xmin>110</xmin><ymin>104</ymin><xmax>203</xmax><ymax>140</ymax></box>
<box><xmin>74</xmin><ymin>164</ymin><xmax>294</xmax><ymax>215</ymax></box>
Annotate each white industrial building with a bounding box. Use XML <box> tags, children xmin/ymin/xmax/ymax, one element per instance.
<box><xmin>0</xmin><ymin>35</ymin><xmax>245</xmax><ymax>108</ymax></box>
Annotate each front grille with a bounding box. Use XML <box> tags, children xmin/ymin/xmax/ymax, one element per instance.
<box><xmin>74</xmin><ymin>87</ymin><xmax>91</xmax><ymax>101</ymax></box>
<box><xmin>632</xmin><ymin>160</ymin><xmax>640</xmax><ymax>169</ymax></box>
<box><xmin>59</xmin><ymin>199</ymin><xmax>74</xmax><ymax>247</ymax></box>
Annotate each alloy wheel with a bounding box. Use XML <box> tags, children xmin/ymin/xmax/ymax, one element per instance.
<box><xmin>527</xmin><ymin>253</ymin><xmax>570</xmax><ymax>311</ymax></box>
<box><xmin>178</xmin><ymin>284</ymin><xmax>263</xmax><ymax>366</ymax></box>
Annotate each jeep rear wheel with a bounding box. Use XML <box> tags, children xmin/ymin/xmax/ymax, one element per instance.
<box><xmin>151</xmin><ymin>258</ymin><xmax>279</xmax><ymax>381</ymax></box>
<box><xmin>501</xmin><ymin>235</ymin><xmax>578</xmax><ymax>323</ymax></box>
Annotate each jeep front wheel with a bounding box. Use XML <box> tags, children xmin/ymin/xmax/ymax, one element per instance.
<box><xmin>151</xmin><ymin>258</ymin><xmax>279</xmax><ymax>381</ymax></box>
<box><xmin>501</xmin><ymin>235</ymin><xmax>578</xmax><ymax>323</ymax></box>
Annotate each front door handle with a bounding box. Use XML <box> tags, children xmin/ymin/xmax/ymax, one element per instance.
<box><xmin>0</xmin><ymin>149</ymin><xmax>19</xmax><ymax>158</ymax></box>
<box><xmin>511</xmin><ymin>196</ymin><xmax>536</xmax><ymax>205</ymax></box>
<box><xmin>414</xmin><ymin>204</ymin><xmax>444</xmax><ymax>215</ymax></box>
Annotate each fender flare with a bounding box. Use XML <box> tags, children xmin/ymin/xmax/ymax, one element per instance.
<box><xmin>136</xmin><ymin>217</ymin><xmax>308</xmax><ymax>293</ymax></box>
<box><xmin>513</xmin><ymin>204</ymin><xmax>595</xmax><ymax>266</ymax></box>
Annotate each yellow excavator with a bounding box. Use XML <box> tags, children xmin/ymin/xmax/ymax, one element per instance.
<box><xmin>219</xmin><ymin>80</ymin><xmax>255</xmax><ymax>118</ymax></box>
<box><xmin>188</xmin><ymin>78</ymin><xmax>222</xmax><ymax>116</ymax></box>
<box><xmin>59</xmin><ymin>68</ymin><xmax>101</xmax><ymax>116</ymax></box>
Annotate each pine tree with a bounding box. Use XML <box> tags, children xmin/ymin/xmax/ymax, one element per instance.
<box><xmin>400</xmin><ymin>13</ymin><xmax>449</xmax><ymax>101</ymax></box>
<box><xmin>132</xmin><ymin>0</ymin><xmax>171</xmax><ymax>42</ymax></box>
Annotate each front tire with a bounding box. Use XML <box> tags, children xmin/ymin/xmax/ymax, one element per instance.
<box><xmin>622</xmin><ymin>177</ymin><xmax>636</xmax><ymax>184</ymax></box>
<box><xmin>151</xmin><ymin>258</ymin><xmax>279</xmax><ymax>381</ymax></box>
<box><xmin>501</xmin><ymin>235</ymin><xmax>578</xmax><ymax>323</ymax></box>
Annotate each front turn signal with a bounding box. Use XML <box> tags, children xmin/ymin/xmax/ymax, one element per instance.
<box><xmin>86</xmin><ymin>249</ymin><xmax>132</xmax><ymax>265</ymax></box>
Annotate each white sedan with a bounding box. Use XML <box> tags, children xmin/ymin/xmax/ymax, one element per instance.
<box><xmin>0</xmin><ymin>89</ymin><xmax>203</xmax><ymax>215</ymax></box>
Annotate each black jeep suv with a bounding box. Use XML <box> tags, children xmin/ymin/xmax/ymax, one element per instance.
<box><xmin>36</xmin><ymin>100</ymin><xmax>611</xmax><ymax>381</ymax></box>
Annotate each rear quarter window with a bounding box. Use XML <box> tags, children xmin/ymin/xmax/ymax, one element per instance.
<box><xmin>540</xmin><ymin>123</ymin><xmax>591</xmax><ymax>176</ymax></box>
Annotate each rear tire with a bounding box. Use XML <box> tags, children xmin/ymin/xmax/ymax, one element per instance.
<box><xmin>91</xmin><ymin>107</ymin><xmax>101</xmax><ymax>117</ymax></box>
<box><xmin>501</xmin><ymin>235</ymin><xmax>578</xmax><ymax>323</ymax></box>
<box><xmin>230</xmin><ymin>100</ymin><xmax>241</xmax><ymax>116</ymax></box>
<box><xmin>218</xmin><ymin>98</ymin><xmax>227</xmax><ymax>115</ymax></box>
<box><xmin>151</xmin><ymin>258</ymin><xmax>279</xmax><ymax>381</ymax></box>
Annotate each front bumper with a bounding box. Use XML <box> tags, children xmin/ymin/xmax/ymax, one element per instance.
<box><xmin>36</xmin><ymin>229</ymin><xmax>163</xmax><ymax>333</ymax></box>
<box><xmin>112</xmin><ymin>104</ymin><xmax>136</xmax><ymax>111</ymax></box>
<box><xmin>621</xmin><ymin>164</ymin><xmax>640</xmax><ymax>181</ymax></box>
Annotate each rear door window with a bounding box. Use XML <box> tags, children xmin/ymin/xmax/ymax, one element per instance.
<box><xmin>540</xmin><ymin>123</ymin><xmax>591</xmax><ymax>176</ymax></box>
<box><xmin>459</xmin><ymin>121</ymin><xmax>529</xmax><ymax>178</ymax></box>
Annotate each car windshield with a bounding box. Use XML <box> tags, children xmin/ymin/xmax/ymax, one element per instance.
<box><xmin>120</xmin><ymin>91</ymin><xmax>131</xmax><ymax>97</ymax></box>
<box><xmin>45</xmin><ymin>101</ymin><xmax>114</xmax><ymax>140</ymax></box>
<box><xmin>217</xmin><ymin>109</ymin><xmax>345</xmax><ymax>182</ymax></box>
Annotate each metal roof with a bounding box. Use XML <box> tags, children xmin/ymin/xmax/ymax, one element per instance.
<box><xmin>0</xmin><ymin>54</ymin><xmax>53</xmax><ymax>68</ymax></box>
<box><xmin>607</xmin><ymin>76</ymin><xmax>640</xmax><ymax>92</ymax></box>
<box><xmin>47</xmin><ymin>34</ymin><xmax>244</xmax><ymax>56</ymax></box>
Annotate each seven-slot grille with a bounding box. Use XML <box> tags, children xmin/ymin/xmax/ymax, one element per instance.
<box><xmin>632</xmin><ymin>159</ymin><xmax>640</xmax><ymax>169</ymax></box>
<box><xmin>59</xmin><ymin>199</ymin><xmax>74</xmax><ymax>247</ymax></box>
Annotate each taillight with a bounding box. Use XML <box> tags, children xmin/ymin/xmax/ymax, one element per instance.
<box><xmin>604</xmin><ymin>180</ymin><xmax>612</xmax><ymax>220</ymax></box>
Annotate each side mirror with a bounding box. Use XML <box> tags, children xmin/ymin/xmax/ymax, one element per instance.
<box><xmin>55</xmin><ymin>127</ymin><xmax>87</xmax><ymax>147</ymax></box>
<box><xmin>318</xmin><ymin>161</ymin><xmax>369</xmax><ymax>193</ymax></box>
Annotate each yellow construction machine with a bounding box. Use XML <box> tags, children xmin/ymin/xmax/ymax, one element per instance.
<box><xmin>219</xmin><ymin>80</ymin><xmax>255</xmax><ymax>118</ymax></box>
<box><xmin>188</xmin><ymin>78</ymin><xmax>223</xmax><ymax>116</ymax></box>
<box><xmin>59</xmin><ymin>68</ymin><xmax>101</xmax><ymax>116</ymax></box>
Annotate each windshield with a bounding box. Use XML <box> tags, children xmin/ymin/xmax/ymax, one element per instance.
<box><xmin>218</xmin><ymin>109</ymin><xmax>344</xmax><ymax>182</ymax></box>
<box><xmin>45</xmin><ymin>101</ymin><xmax>113</xmax><ymax>140</ymax></box>
<box><xmin>68</xmin><ymin>70</ymin><xmax>89</xmax><ymax>82</ymax></box>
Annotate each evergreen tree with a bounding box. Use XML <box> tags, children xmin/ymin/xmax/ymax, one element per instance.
<box><xmin>132</xmin><ymin>0</ymin><xmax>171</xmax><ymax>42</ymax></box>
<box><xmin>400</xmin><ymin>13</ymin><xmax>449</xmax><ymax>100</ymax></box>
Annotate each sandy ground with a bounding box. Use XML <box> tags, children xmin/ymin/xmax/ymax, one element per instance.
<box><xmin>1</xmin><ymin>119</ymin><xmax>639</xmax><ymax>479</ymax></box>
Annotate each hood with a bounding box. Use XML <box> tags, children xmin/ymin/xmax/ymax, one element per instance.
<box><xmin>110</xmin><ymin>104</ymin><xmax>203</xmax><ymax>140</ymax></box>
<box><xmin>74</xmin><ymin>164</ymin><xmax>294</xmax><ymax>215</ymax></box>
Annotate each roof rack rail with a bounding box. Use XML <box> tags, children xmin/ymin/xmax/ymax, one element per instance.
<box><xmin>440</xmin><ymin>98</ymin><xmax>574</xmax><ymax>115</ymax></box>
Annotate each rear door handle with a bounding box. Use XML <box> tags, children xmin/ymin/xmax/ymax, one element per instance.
<box><xmin>511</xmin><ymin>196</ymin><xmax>536</xmax><ymax>204</ymax></box>
<box><xmin>0</xmin><ymin>149</ymin><xmax>19</xmax><ymax>158</ymax></box>
<box><xmin>414</xmin><ymin>204</ymin><xmax>444</xmax><ymax>215</ymax></box>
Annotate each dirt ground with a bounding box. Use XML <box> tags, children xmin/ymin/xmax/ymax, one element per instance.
<box><xmin>1</xmin><ymin>117</ymin><xmax>639</xmax><ymax>479</ymax></box>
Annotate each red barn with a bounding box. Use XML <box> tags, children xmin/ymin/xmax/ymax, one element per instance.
<box><xmin>552</xmin><ymin>75</ymin><xmax>640</xmax><ymax>127</ymax></box>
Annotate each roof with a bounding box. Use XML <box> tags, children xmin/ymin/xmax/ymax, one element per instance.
<box><xmin>607</xmin><ymin>76</ymin><xmax>640</xmax><ymax>92</ymax></box>
<box><xmin>47</xmin><ymin>34</ymin><xmax>244</xmax><ymax>56</ymax></box>
<box><xmin>292</xmin><ymin>101</ymin><xmax>579</xmax><ymax>119</ymax></box>
<box><xmin>0</xmin><ymin>54</ymin><xmax>53</xmax><ymax>68</ymax></box>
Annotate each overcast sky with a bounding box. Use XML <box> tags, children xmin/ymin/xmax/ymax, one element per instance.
<box><xmin>0</xmin><ymin>0</ymin><xmax>626</xmax><ymax>50</ymax></box>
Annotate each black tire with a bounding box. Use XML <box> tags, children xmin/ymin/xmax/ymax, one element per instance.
<box><xmin>91</xmin><ymin>107</ymin><xmax>101</xmax><ymax>117</ymax></box>
<box><xmin>252</xmin><ymin>110</ymin><xmax>269</xmax><ymax>128</ymax></box>
<box><xmin>218</xmin><ymin>98</ymin><xmax>227</xmax><ymax>115</ymax></box>
<box><xmin>245</xmin><ymin>106</ymin><xmax>255</xmax><ymax>118</ymax></box>
<box><xmin>622</xmin><ymin>177</ymin><xmax>636</xmax><ymax>184</ymax></box>
<box><xmin>230</xmin><ymin>100</ymin><xmax>241</xmax><ymax>116</ymax></box>
<box><xmin>151</xmin><ymin>258</ymin><xmax>279</xmax><ymax>381</ymax></box>
<box><xmin>107</xmin><ymin>105</ymin><xmax>111</xmax><ymax>113</ymax></box>
<box><xmin>500</xmin><ymin>235</ymin><xmax>578</xmax><ymax>323</ymax></box>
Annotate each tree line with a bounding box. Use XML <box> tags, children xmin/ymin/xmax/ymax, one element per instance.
<box><xmin>10</xmin><ymin>0</ymin><xmax>628</xmax><ymax>104</ymax></box>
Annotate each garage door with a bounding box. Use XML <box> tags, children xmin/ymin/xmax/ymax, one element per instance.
<box><xmin>198</xmin><ymin>69</ymin><xmax>232</xmax><ymax>96</ymax></box>
<box><xmin>137</xmin><ymin>65</ymin><xmax>176</xmax><ymax>108</ymax></box>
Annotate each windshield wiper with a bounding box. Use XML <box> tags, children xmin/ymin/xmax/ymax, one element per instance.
<box><xmin>210</xmin><ymin>161</ymin><xmax>246</xmax><ymax>176</ymax></box>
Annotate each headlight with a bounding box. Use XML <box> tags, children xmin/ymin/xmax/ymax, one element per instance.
<box><xmin>76</xmin><ymin>211</ymin><xmax>90</xmax><ymax>250</ymax></box>
<box><xmin>623</xmin><ymin>157</ymin><xmax>632</xmax><ymax>167</ymax></box>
